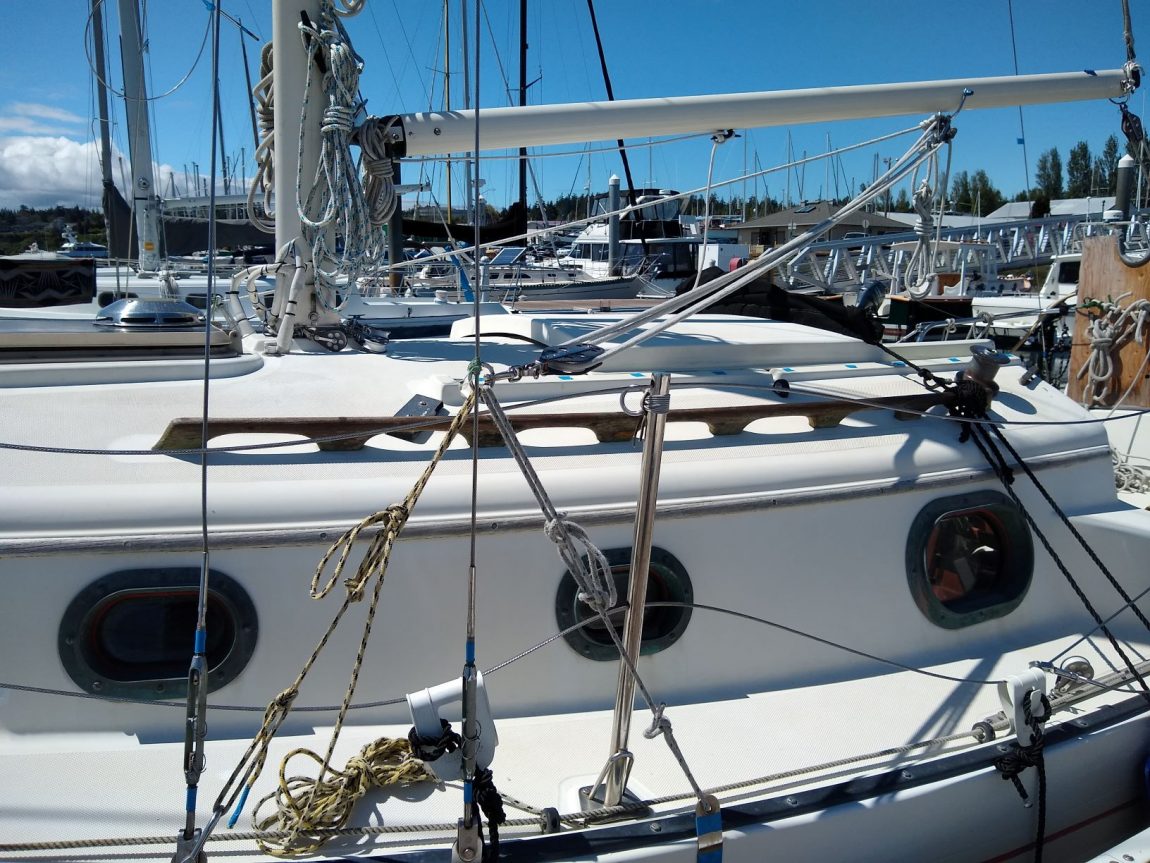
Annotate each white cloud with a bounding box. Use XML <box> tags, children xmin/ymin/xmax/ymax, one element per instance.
<box><xmin>0</xmin><ymin>133</ymin><xmax>226</xmax><ymax>211</ymax></box>
<box><xmin>0</xmin><ymin>134</ymin><xmax>198</xmax><ymax>209</ymax></box>
<box><xmin>0</xmin><ymin>117</ymin><xmax>82</xmax><ymax>135</ymax></box>
<box><xmin>7</xmin><ymin>103</ymin><xmax>85</xmax><ymax>125</ymax></box>
<box><xmin>0</xmin><ymin>103</ymin><xmax>87</xmax><ymax>140</ymax></box>
<box><xmin>0</xmin><ymin>137</ymin><xmax>107</xmax><ymax>207</ymax></box>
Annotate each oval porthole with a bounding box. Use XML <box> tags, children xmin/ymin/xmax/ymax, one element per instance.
<box><xmin>58</xmin><ymin>568</ymin><xmax>258</xmax><ymax>699</ymax></box>
<box><xmin>555</xmin><ymin>547</ymin><xmax>693</xmax><ymax>661</ymax></box>
<box><xmin>906</xmin><ymin>491</ymin><xmax>1034</xmax><ymax>629</ymax></box>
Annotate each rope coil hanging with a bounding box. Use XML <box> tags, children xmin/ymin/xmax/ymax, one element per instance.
<box><xmin>1076</xmin><ymin>292</ymin><xmax>1150</xmax><ymax>407</ymax></box>
<box><xmin>290</xmin><ymin>0</ymin><xmax>388</xmax><ymax>310</ymax></box>
<box><xmin>247</xmin><ymin>42</ymin><xmax>276</xmax><ymax>234</ymax></box>
<box><xmin>201</xmin><ymin>390</ymin><xmax>478</xmax><ymax>858</ymax></box>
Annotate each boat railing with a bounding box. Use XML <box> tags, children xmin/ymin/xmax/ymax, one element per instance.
<box><xmin>896</xmin><ymin>305</ymin><xmax>1067</xmax><ymax>343</ymax></box>
<box><xmin>783</xmin><ymin>214</ymin><xmax>1147</xmax><ymax>294</ymax></box>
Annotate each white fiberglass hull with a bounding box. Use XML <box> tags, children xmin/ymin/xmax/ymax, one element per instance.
<box><xmin>2</xmin><ymin>315</ymin><xmax>1149</xmax><ymax>861</ymax></box>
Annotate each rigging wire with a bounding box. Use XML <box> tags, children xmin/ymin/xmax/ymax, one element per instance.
<box><xmin>176</xmin><ymin>1</ymin><xmax>224</xmax><ymax>852</ymax></box>
<box><xmin>372</xmin><ymin>122</ymin><xmax>926</xmax><ymax>275</ymax></box>
<box><xmin>83</xmin><ymin>0</ymin><xmax>213</xmax><ymax>101</ymax></box>
<box><xmin>1006</xmin><ymin>0</ymin><xmax>1033</xmax><ymax>197</ymax></box>
<box><xmin>559</xmin><ymin>120</ymin><xmax>947</xmax><ymax>358</ymax></box>
<box><xmin>19</xmin><ymin>588</ymin><xmax>1150</xmax><ymax>717</ymax></box>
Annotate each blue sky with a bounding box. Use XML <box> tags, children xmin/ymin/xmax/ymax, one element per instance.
<box><xmin>0</xmin><ymin>0</ymin><xmax>1144</xmax><ymax>213</ymax></box>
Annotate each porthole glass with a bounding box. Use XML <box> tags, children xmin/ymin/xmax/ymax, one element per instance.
<box><xmin>906</xmin><ymin>492</ymin><xmax>1033</xmax><ymax>628</ymax></box>
<box><xmin>59</xmin><ymin>568</ymin><xmax>258</xmax><ymax>698</ymax></box>
<box><xmin>555</xmin><ymin>547</ymin><xmax>693</xmax><ymax>661</ymax></box>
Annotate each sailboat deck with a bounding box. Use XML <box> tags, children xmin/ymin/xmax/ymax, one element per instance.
<box><xmin>0</xmin><ymin>314</ymin><xmax>1113</xmax><ymax>544</ymax></box>
<box><xmin>2</xmin><ymin>632</ymin><xmax>1147</xmax><ymax>862</ymax></box>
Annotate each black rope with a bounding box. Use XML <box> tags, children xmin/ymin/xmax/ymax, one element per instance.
<box><xmin>1123</xmin><ymin>0</ymin><xmax>1137</xmax><ymax>64</ymax></box>
<box><xmin>407</xmin><ymin>719</ymin><xmax>462</xmax><ymax>762</ymax></box>
<box><xmin>964</xmin><ymin>422</ymin><xmax>1150</xmax><ymax>704</ymax></box>
<box><xmin>875</xmin><ymin>341</ymin><xmax>950</xmax><ymax>392</ymax></box>
<box><xmin>584</xmin><ymin>0</ymin><xmax>641</xmax><ymax>224</ymax></box>
<box><xmin>986</xmin><ymin>423</ymin><xmax>1150</xmax><ymax>637</ymax></box>
<box><xmin>475</xmin><ymin>767</ymin><xmax>506</xmax><ymax>862</ymax></box>
<box><xmin>994</xmin><ymin>691</ymin><xmax>1050</xmax><ymax>863</ymax></box>
<box><xmin>875</xmin><ymin>338</ymin><xmax>1150</xmax><ymax>704</ymax></box>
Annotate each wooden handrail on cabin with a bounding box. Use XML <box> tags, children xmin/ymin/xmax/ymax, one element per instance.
<box><xmin>153</xmin><ymin>391</ymin><xmax>953</xmax><ymax>452</ymax></box>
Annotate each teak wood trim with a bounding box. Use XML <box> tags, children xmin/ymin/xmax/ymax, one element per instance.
<box><xmin>154</xmin><ymin>391</ymin><xmax>952</xmax><ymax>452</ymax></box>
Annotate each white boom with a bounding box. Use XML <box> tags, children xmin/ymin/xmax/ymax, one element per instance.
<box><xmin>393</xmin><ymin>69</ymin><xmax>1134</xmax><ymax>156</ymax></box>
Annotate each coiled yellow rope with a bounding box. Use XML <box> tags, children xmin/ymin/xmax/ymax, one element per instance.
<box><xmin>214</xmin><ymin>389</ymin><xmax>478</xmax><ymax>857</ymax></box>
<box><xmin>253</xmin><ymin>738</ymin><xmax>434</xmax><ymax>856</ymax></box>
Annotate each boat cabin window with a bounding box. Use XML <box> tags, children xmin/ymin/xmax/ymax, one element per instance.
<box><xmin>906</xmin><ymin>492</ymin><xmax>1033</xmax><ymax>628</ymax></box>
<box><xmin>59</xmin><ymin>568</ymin><xmax>258</xmax><ymax>699</ymax></box>
<box><xmin>1056</xmin><ymin>260</ymin><xmax>1080</xmax><ymax>284</ymax></box>
<box><xmin>621</xmin><ymin>242</ymin><xmax>696</xmax><ymax>275</ymax></box>
<box><xmin>555</xmin><ymin>547</ymin><xmax>693</xmax><ymax>660</ymax></box>
<box><xmin>567</xmin><ymin>243</ymin><xmax>609</xmax><ymax>262</ymax></box>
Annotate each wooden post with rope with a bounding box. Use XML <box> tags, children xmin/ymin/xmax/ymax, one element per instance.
<box><xmin>1066</xmin><ymin>235</ymin><xmax>1150</xmax><ymax>409</ymax></box>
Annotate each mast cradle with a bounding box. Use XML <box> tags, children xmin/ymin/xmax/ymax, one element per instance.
<box><xmin>381</xmin><ymin>68</ymin><xmax>1135</xmax><ymax>157</ymax></box>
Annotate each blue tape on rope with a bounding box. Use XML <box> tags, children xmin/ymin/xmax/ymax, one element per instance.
<box><xmin>464</xmin><ymin>781</ymin><xmax>474</xmax><ymax>805</ymax></box>
<box><xmin>466</xmin><ymin>640</ymin><xmax>475</xmax><ymax>665</ymax></box>
<box><xmin>186</xmin><ymin>787</ymin><xmax>197</xmax><ymax>813</ymax></box>
<box><xmin>227</xmin><ymin>785</ymin><xmax>252</xmax><ymax>829</ymax></box>
<box><xmin>194</xmin><ymin>630</ymin><xmax>207</xmax><ymax>654</ymax></box>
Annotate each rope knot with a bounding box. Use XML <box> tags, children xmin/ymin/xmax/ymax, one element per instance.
<box><xmin>362</xmin><ymin>157</ymin><xmax>391</xmax><ymax>178</ymax></box>
<box><xmin>272</xmin><ymin>686</ymin><xmax>299</xmax><ymax>711</ymax></box>
<box><xmin>643</xmin><ymin>703</ymin><xmax>670</xmax><ymax>740</ymax></box>
<box><xmin>643</xmin><ymin>391</ymin><xmax>671</xmax><ymax>415</ymax></box>
<box><xmin>543</xmin><ymin>517</ymin><xmax>616</xmax><ymax>612</ymax></box>
<box><xmin>994</xmin><ymin>690</ymin><xmax>1048</xmax><ymax>808</ymax></box>
<box><xmin>407</xmin><ymin>719</ymin><xmax>461</xmax><ymax>762</ymax></box>
<box><xmin>321</xmin><ymin>105</ymin><xmax>353</xmax><ymax>135</ymax></box>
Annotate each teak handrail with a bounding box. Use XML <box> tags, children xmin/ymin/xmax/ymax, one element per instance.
<box><xmin>153</xmin><ymin>391</ymin><xmax>952</xmax><ymax>452</ymax></box>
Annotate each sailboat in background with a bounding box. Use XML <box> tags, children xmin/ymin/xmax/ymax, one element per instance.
<box><xmin>2</xmin><ymin>2</ymin><xmax>1150</xmax><ymax>862</ymax></box>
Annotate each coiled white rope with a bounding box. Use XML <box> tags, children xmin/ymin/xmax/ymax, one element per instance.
<box><xmin>1114</xmin><ymin>449</ymin><xmax>1150</xmax><ymax>495</ymax></box>
<box><xmin>902</xmin><ymin>176</ymin><xmax>939</xmax><ymax>299</ymax></box>
<box><xmin>1076</xmin><ymin>292</ymin><xmax>1150</xmax><ymax>408</ymax></box>
<box><xmin>247</xmin><ymin>42</ymin><xmax>276</xmax><ymax>234</ymax></box>
<box><xmin>295</xmin><ymin>2</ymin><xmax>385</xmax><ymax>309</ymax></box>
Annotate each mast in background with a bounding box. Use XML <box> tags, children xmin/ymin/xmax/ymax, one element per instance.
<box><xmin>518</xmin><ymin>0</ymin><xmax>527</xmax><ymax>214</ymax></box>
<box><xmin>90</xmin><ymin>0</ymin><xmax>118</xmax><ymax>257</ymax></box>
<box><xmin>444</xmin><ymin>0</ymin><xmax>452</xmax><ymax>222</ymax></box>
<box><xmin>460</xmin><ymin>0</ymin><xmax>474</xmax><ymax>225</ymax></box>
<box><xmin>116</xmin><ymin>0</ymin><xmax>162</xmax><ymax>272</ymax></box>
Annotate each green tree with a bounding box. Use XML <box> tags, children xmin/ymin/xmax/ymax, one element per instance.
<box><xmin>950</xmin><ymin>171</ymin><xmax>972</xmax><ymax>210</ymax></box>
<box><xmin>970</xmin><ymin>170</ymin><xmax>1006</xmax><ymax>214</ymax></box>
<box><xmin>1066</xmin><ymin>141</ymin><xmax>1093</xmax><ymax>197</ymax></box>
<box><xmin>1035</xmin><ymin>148</ymin><xmax>1064</xmax><ymax>199</ymax></box>
<box><xmin>1095</xmin><ymin>134</ymin><xmax>1121</xmax><ymax>194</ymax></box>
<box><xmin>894</xmin><ymin>188</ymin><xmax>911</xmax><ymax>212</ymax></box>
<box><xmin>949</xmin><ymin>170</ymin><xmax>1004</xmax><ymax>215</ymax></box>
